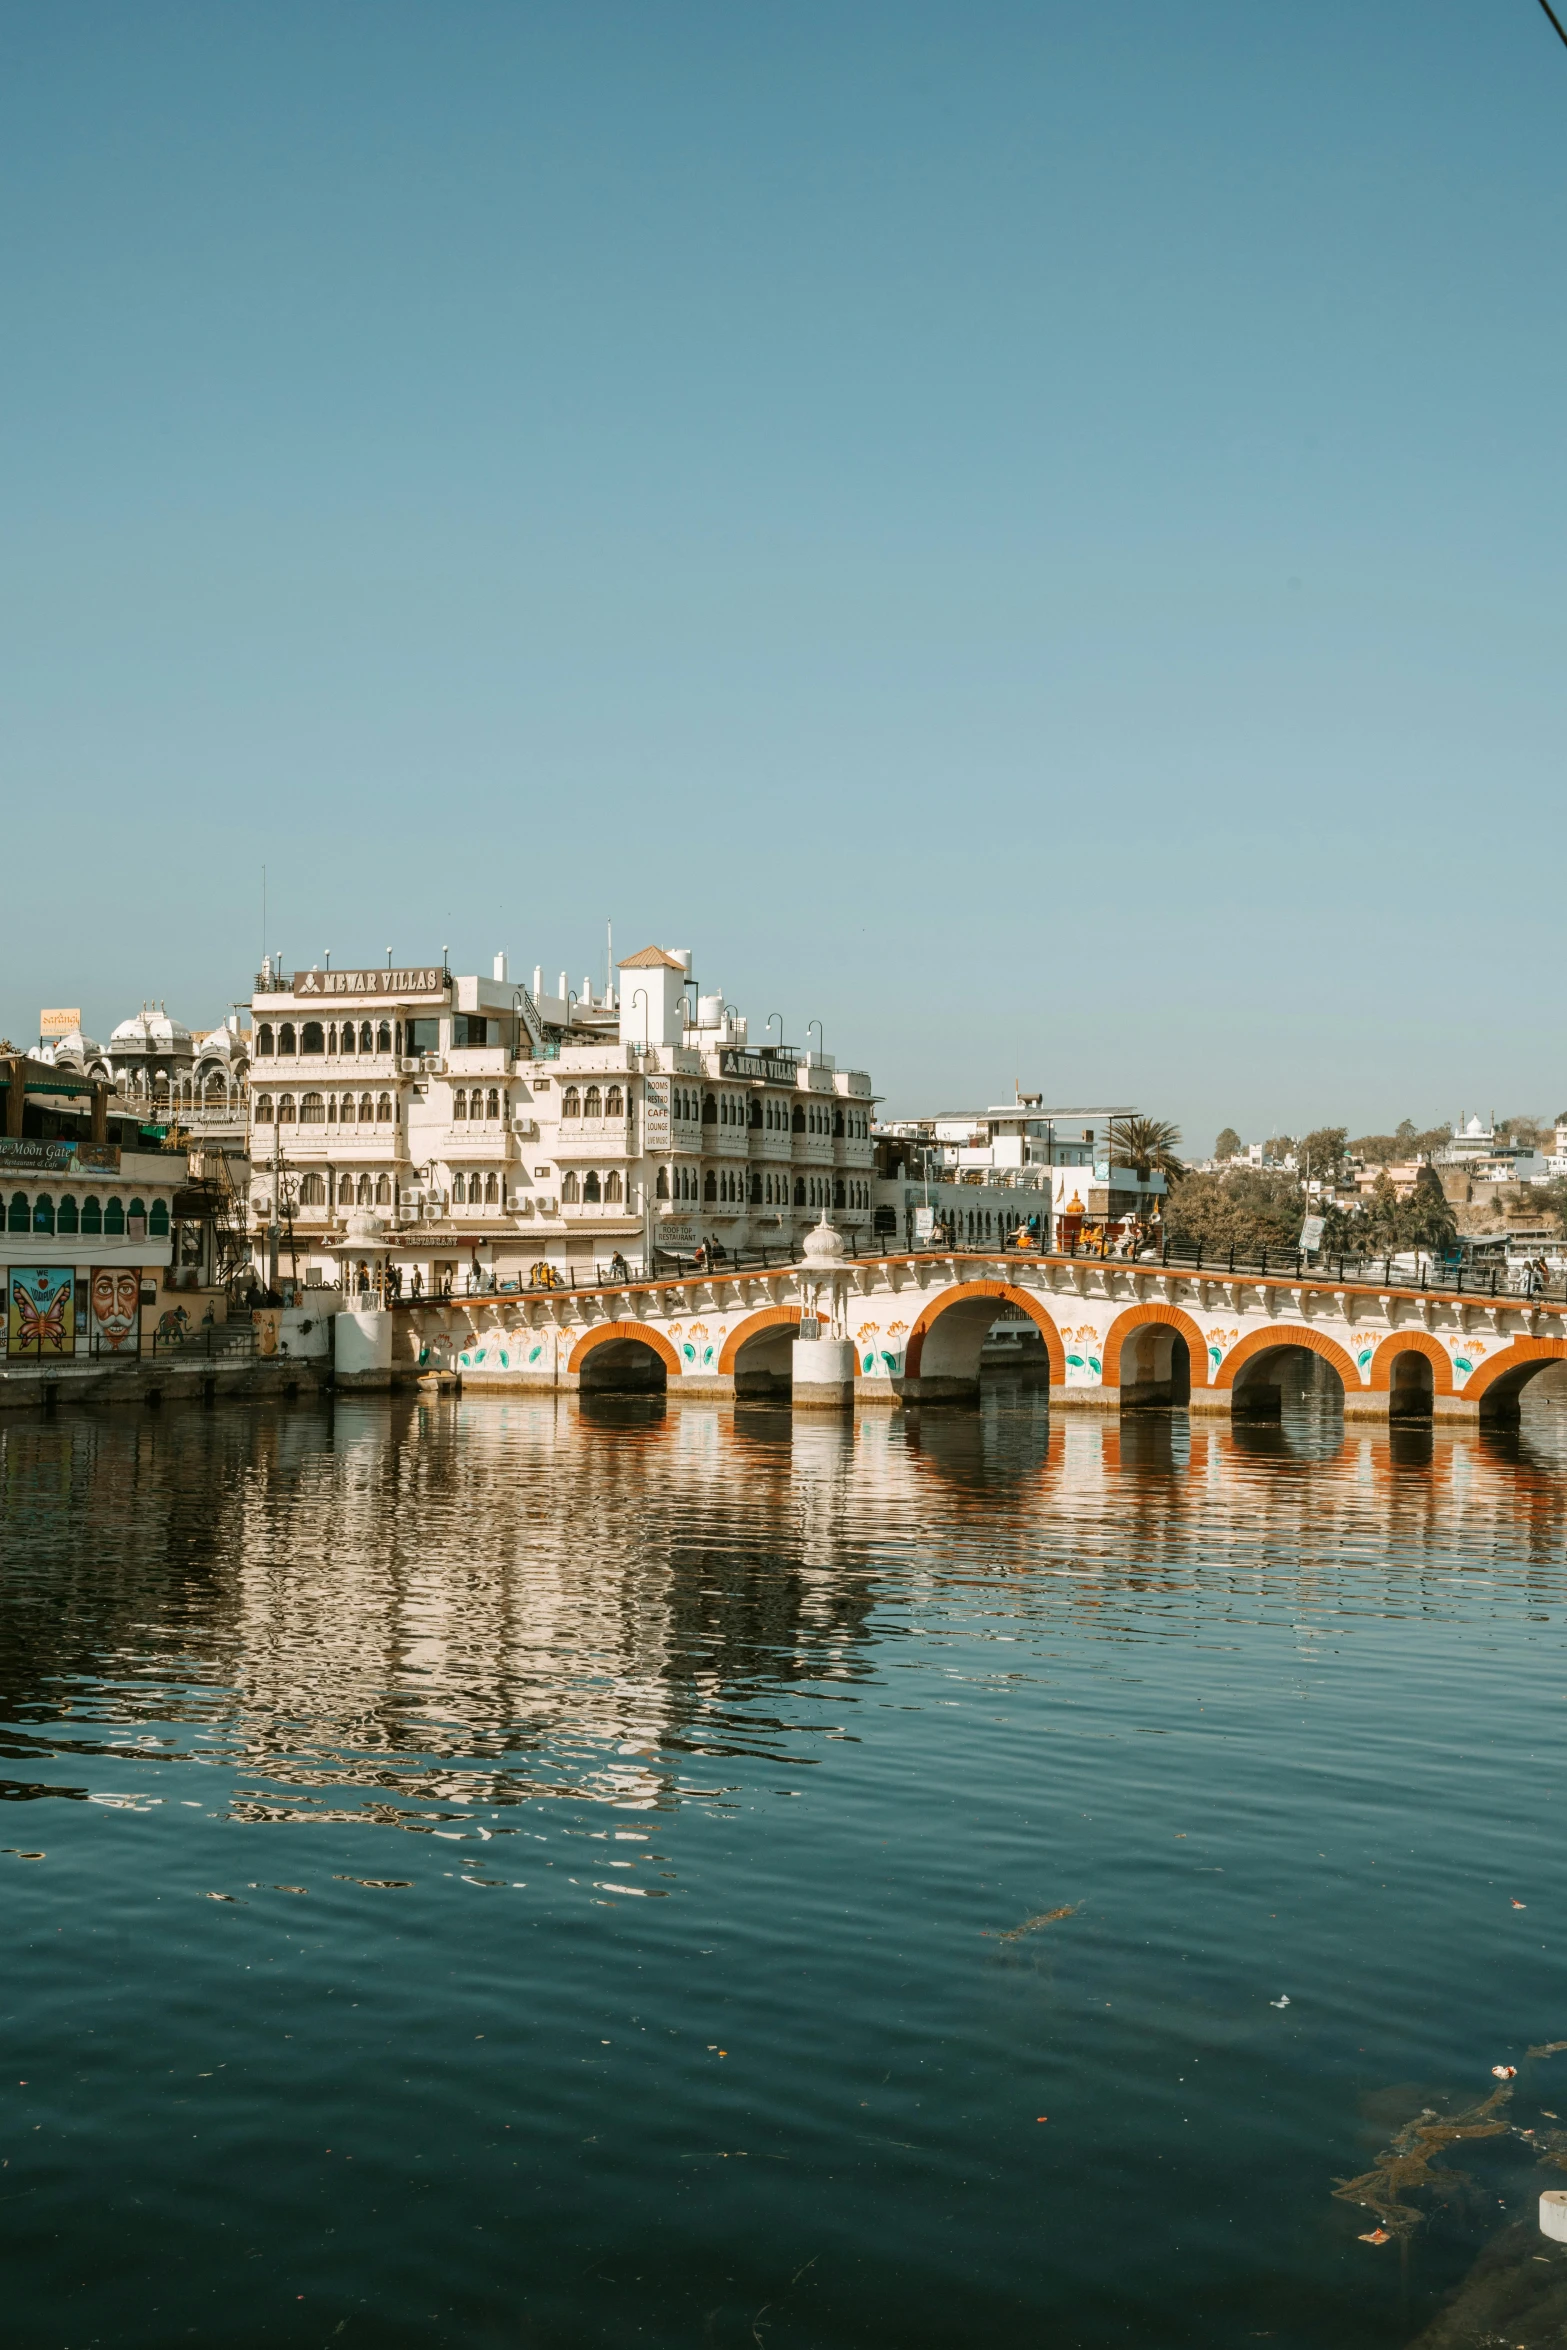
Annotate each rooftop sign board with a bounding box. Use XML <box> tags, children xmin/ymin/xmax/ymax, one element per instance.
<box><xmin>289</xmin><ymin>968</ymin><xmax>446</xmax><ymax>1000</ymax></box>
<box><xmin>39</xmin><ymin>1008</ymin><xmax>81</xmax><ymax>1037</ymax></box>
<box><xmin>719</xmin><ymin>1049</ymin><xmax>800</xmax><ymax>1083</ymax></box>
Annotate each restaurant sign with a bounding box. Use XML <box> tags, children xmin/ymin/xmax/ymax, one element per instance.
<box><xmin>0</xmin><ymin>1139</ymin><xmax>121</xmax><ymax>1174</ymax></box>
<box><xmin>292</xmin><ymin>967</ymin><xmax>446</xmax><ymax>999</ymax></box>
<box><xmin>643</xmin><ymin>1076</ymin><xmax>671</xmax><ymax>1151</ymax></box>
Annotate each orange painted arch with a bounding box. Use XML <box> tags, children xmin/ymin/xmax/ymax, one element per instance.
<box><xmin>1100</xmin><ymin>1302</ymin><xmax>1211</xmax><ymax>1390</ymax></box>
<box><xmin>902</xmin><ymin>1282</ymin><xmax>1065</xmax><ymax>1383</ymax></box>
<box><xmin>1460</xmin><ymin>1334</ymin><xmax>1567</xmax><ymax>1401</ymax></box>
<box><xmin>718</xmin><ymin>1304</ymin><xmax>801</xmax><ymax>1374</ymax></box>
<box><xmin>1366</xmin><ymin>1330</ymin><xmax>1454</xmax><ymax>1395</ymax></box>
<box><xmin>566</xmin><ymin>1320</ymin><xmax>682</xmax><ymax>1378</ymax></box>
<box><xmin>1211</xmin><ymin>1323</ymin><xmax>1362</xmax><ymax>1393</ymax></box>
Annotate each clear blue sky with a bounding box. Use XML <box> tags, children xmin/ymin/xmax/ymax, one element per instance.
<box><xmin>5</xmin><ymin>1</ymin><xmax>1566</xmax><ymax>1147</ymax></box>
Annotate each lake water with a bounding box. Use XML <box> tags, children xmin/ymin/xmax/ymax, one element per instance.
<box><xmin>4</xmin><ymin>1383</ymin><xmax>1567</xmax><ymax>2348</ymax></box>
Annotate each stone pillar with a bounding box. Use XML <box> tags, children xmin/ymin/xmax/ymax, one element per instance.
<box><xmin>791</xmin><ymin>1214</ymin><xmax>857</xmax><ymax>1410</ymax></box>
<box><xmin>334</xmin><ymin>1307</ymin><xmax>394</xmax><ymax>1388</ymax></box>
<box><xmin>791</xmin><ymin>1331</ymin><xmax>855</xmax><ymax>1409</ymax></box>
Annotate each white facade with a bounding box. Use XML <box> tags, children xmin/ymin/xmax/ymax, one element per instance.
<box><xmin>245</xmin><ymin>944</ymin><xmax>877</xmax><ymax>1290</ymax></box>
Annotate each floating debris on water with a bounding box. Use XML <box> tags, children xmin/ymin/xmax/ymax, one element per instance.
<box><xmin>995</xmin><ymin>1905</ymin><xmax>1077</xmax><ymax>1943</ymax></box>
<box><xmin>1334</xmin><ymin>2084</ymin><xmax>1514</xmax><ymax>2239</ymax></box>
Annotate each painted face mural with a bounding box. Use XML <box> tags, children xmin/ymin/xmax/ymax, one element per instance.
<box><xmin>90</xmin><ymin>1268</ymin><xmax>141</xmax><ymax>1353</ymax></box>
<box><xmin>8</xmin><ymin>1267</ymin><xmax>74</xmax><ymax>1357</ymax></box>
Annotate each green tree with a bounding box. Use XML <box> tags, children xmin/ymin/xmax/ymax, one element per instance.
<box><xmin>1163</xmin><ymin>1167</ymin><xmax>1305</xmax><ymax>1257</ymax></box>
<box><xmin>1300</xmin><ymin>1127</ymin><xmax>1348</xmax><ymax>1185</ymax></box>
<box><xmin>1212</xmin><ymin>1126</ymin><xmax>1242</xmax><ymax>1161</ymax></box>
<box><xmin>1108</xmin><ymin>1116</ymin><xmax>1186</xmax><ymax>1183</ymax></box>
<box><xmin>1398</xmin><ymin>1163</ymin><xmax>1457</xmax><ymax>1254</ymax></box>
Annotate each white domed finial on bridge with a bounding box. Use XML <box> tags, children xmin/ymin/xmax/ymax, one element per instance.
<box><xmin>801</xmin><ymin>1214</ymin><xmax>847</xmax><ymax>1269</ymax></box>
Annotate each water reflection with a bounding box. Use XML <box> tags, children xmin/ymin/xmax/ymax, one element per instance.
<box><xmin>5</xmin><ymin>1389</ymin><xmax>1567</xmax><ymax>1828</ymax></box>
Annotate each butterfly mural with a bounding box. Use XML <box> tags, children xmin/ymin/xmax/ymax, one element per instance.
<box><xmin>9</xmin><ymin>1268</ymin><xmax>73</xmax><ymax>1357</ymax></box>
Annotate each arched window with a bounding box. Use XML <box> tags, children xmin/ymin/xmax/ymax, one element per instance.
<box><xmin>604</xmin><ymin>1171</ymin><xmax>622</xmax><ymax>1202</ymax></box>
<box><xmin>484</xmin><ymin>1173</ymin><xmax>498</xmax><ymax>1205</ymax></box>
<box><xmin>255</xmin><ymin>1095</ymin><xmax>274</xmax><ymax>1123</ymax></box>
<box><xmin>486</xmin><ymin>1089</ymin><xmax>500</xmax><ymax>1121</ymax></box>
<box><xmin>150</xmin><ymin>1200</ymin><xmax>170</xmax><ymax>1236</ymax></box>
<box><xmin>749</xmin><ymin>1172</ymin><xmax>761</xmax><ymax>1202</ymax></box>
<box><xmin>376</xmin><ymin>1022</ymin><xmax>391</xmax><ymax>1052</ymax></box>
<box><xmin>256</xmin><ymin>1024</ymin><xmax>275</xmax><ymax>1055</ymax></box>
<box><xmin>703</xmin><ymin>1169</ymin><xmax>717</xmax><ymax>1200</ymax></box>
<box><xmin>339</xmin><ymin>1024</ymin><xmax>354</xmax><ymax>1055</ymax></box>
<box><xmin>104</xmin><ymin>1197</ymin><xmax>125</xmax><ymax>1235</ymax></box>
<box><xmin>656</xmin><ymin>1167</ymin><xmax>669</xmax><ymax>1198</ymax></box>
<box><xmin>128</xmin><ymin>1198</ymin><xmax>147</xmax><ymax>1227</ymax></box>
<box><xmin>794</xmin><ymin>1178</ymin><xmax>805</xmax><ymax>1205</ymax></box>
<box><xmin>561</xmin><ymin>1087</ymin><xmax>581</xmax><ymax>1118</ymax></box>
<box><xmin>370</xmin><ymin>1174</ymin><xmax>388</xmax><ymax>1206</ymax></box>
<box><xmin>605</xmin><ymin>1085</ymin><xmax>623</xmax><ymax>1116</ymax></box>
<box><xmin>357</xmin><ymin>1175</ymin><xmax>373</xmax><ymax>1206</ymax></box>
<box><xmin>376</xmin><ymin>1094</ymin><xmax>392</xmax><ymax>1122</ymax></box>
<box><xmin>452</xmin><ymin>1173</ymin><xmax>466</xmax><ymax>1203</ymax></box>
<box><xmin>300</xmin><ymin>1093</ymin><xmax>325</xmax><ymax>1124</ymax></box>
<box><xmin>299</xmin><ymin>1173</ymin><xmax>326</xmax><ymax>1206</ymax></box>
<box><xmin>277</xmin><ymin>1095</ymin><xmax>296</xmax><ymax>1124</ymax></box>
<box><xmin>453</xmin><ymin>1090</ymin><xmax>467</xmax><ymax>1121</ymax></box>
<box><xmin>792</xmin><ymin>1104</ymin><xmax>805</xmax><ymax>1132</ymax></box>
<box><xmin>584</xmin><ymin>1170</ymin><xmax>601</xmax><ymax>1201</ymax></box>
<box><xmin>81</xmin><ymin>1196</ymin><xmax>102</xmax><ymax>1234</ymax></box>
<box><xmin>326</xmin><ymin>1025</ymin><xmax>338</xmax><ymax>1054</ymax></box>
<box><xmin>358</xmin><ymin>1093</ymin><xmax>373</xmax><ymax>1123</ymax></box>
<box><xmin>833</xmin><ymin>1178</ymin><xmax>845</xmax><ymax>1208</ymax></box>
<box><xmin>561</xmin><ymin>1171</ymin><xmax>580</xmax><ymax>1202</ymax></box>
<box><xmin>43</xmin><ymin>1193</ymin><xmax>66</xmax><ymax>1234</ymax></box>
<box><xmin>301</xmin><ymin>1022</ymin><xmax>325</xmax><ymax>1055</ymax></box>
<box><xmin>702</xmin><ymin>1093</ymin><xmax>717</xmax><ymax>1124</ymax></box>
<box><xmin>584</xmin><ymin>1085</ymin><xmax>602</xmax><ymax>1118</ymax></box>
<box><xmin>357</xmin><ymin>1022</ymin><xmax>372</xmax><ymax>1052</ymax></box>
<box><xmin>9</xmin><ymin>1192</ymin><xmax>34</xmax><ymax>1231</ymax></box>
<box><xmin>749</xmin><ymin>1098</ymin><xmax>761</xmax><ymax>1128</ymax></box>
<box><xmin>205</xmin><ymin>1072</ymin><xmax>226</xmax><ymax>1107</ymax></box>
<box><xmin>278</xmin><ymin>1024</ymin><xmax>296</xmax><ymax>1055</ymax></box>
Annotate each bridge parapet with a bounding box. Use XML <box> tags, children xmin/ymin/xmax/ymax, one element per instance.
<box><xmin>394</xmin><ymin>1250</ymin><xmax>1567</xmax><ymax>1422</ymax></box>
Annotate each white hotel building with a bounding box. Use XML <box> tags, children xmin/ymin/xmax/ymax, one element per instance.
<box><xmin>246</xmin><ymin>945</ymin><xmax>875</xmax><ymax>1290</ymax></box>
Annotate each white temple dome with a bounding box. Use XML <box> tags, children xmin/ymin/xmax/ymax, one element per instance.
<box><xmin>110</xmin><ymin>1004</ymin><xmax>193</xmax><ymax>1048</ymax></box>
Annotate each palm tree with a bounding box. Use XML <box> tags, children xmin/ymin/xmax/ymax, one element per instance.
<box><xmin>1108</xmin><ymin>1116</ymin><xmax>1186</xmax><ymax>1185</ymax></box>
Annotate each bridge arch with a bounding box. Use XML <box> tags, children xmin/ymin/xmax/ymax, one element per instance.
<box><xmin>1462</xmin><ymin>1335</ymin><xmax>1567</xmax><ymax>1418</ymax></box>
<box><xmin>717</xmin><ymin>1304</ymin><xmax>802</xmax><ymax>1374</ymax></box>
<box><xmin>1366</xmin><ymin>1330</ymin><xmax>1453</xmax><ymax>1417</ymax></box>
<box><xmin>719</xmin><ymin>1303</ymin><xmax>802</xmax><ymax>1401</ymax></box>
<box><xmin>1101</xmin><ymin>1304</ymin><xmax>1210</xmax><ymax>1402</ymax></box>
<box><xmin>903</xmin><ymin>1283</ymin><xmax>1065</xmax><ymax>1389</ymax></box>
<box><xmin>1212</xmin><ymin>1324</ymin><xmax>1360</xmax><ymax>1402</ymax></box>
<box><xmin>567</xmin><ymin>1320</ymin><xmax>680</xmax><ymax>1393</ymax></box>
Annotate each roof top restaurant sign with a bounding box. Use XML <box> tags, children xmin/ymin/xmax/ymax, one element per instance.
<box><xmin>291</xmin><ymin>967</ymin><xmax>447</xmax><ymax>999</ymax></box>
<box><xmin>39</xmin><ymin>1008</ymin><xmax>81</xmax><ymax>1037</ymax></box>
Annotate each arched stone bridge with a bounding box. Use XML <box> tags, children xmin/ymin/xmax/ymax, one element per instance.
<box><xmin>397</xmin><ymin>1245</ymin><xmax>1567</xmax><ymax>1423</ymax></box>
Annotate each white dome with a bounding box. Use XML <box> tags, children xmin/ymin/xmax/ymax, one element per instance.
<box><xmin>109</xmin><ymin>1005</ymin><xmax>193</xmax><ymax>1048</ymax></box>
<box><xmin>801</xmin><ymin>1214</ymin><xmax>847</xmax><ymax>1267</ymax></box>
<box><xmin>343</xmin><ymin>1209</ymin><xmax>386</xmax><ymax>1241</ymax></box>
<box><xmin>193</xmin><ymin>1024</ymin><xmax>242</xmax><ymax>1060</ymax></box>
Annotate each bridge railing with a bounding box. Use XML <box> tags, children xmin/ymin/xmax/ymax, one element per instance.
<box><xmin>366</xmin><ymin>1232</ymin><xmax>1559</xmax><ymax>1308</ymax></box>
